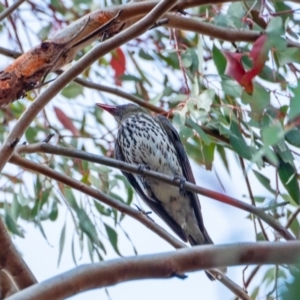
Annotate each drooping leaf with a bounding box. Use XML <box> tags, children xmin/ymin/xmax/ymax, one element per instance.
<box><xmin>110</xmin><ymin>48</ymin><xmax>126</xmax><ymax>86</ymax></box>
<box><xmin>229</xmin><ymin>121</ymin><xmax>252</xmax><ymax>160</ymax></box>
<box><xmin>54</xmin><ymin>106</ymin><xmax>80</xmax><ymax>136</ymax></box>
<box><xmin>104</xmin><ymin>223</ymin><xmax>121</xmax><ymax>256</ymax></box>
<box><xmin>77</xmin><ymin>208</ymin><xmax>104</xmax><ymax>250</ymax></box>
<box><xmin>57</xmin><ymin>222</ymin><xmax>66</xmax><ymax>267</ymax></box>
<box><xmin>253</xmin><ymin>170</ymin><xmax>276</xmax><ymax>194</ymax></box>
<box><xmin>278</xmin><ymin>160</ymin><xmax>300</xmax><ymax>205</ymax></box>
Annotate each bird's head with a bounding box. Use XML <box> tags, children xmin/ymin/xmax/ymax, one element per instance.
<box><xmin>96</xmin><ymin>103</ymin><xmax>144</xmax><ymax>123</ymax></box>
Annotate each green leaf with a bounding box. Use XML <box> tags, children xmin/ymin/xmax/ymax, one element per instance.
<box><xmin>250</xmin><ymin>286</ymin><xmax>260</xmax><ymax>300</ymax></box>
<box><xmin>4</xmin><ymin>203</ymin><xmax>24</xmax><ymax>237</ymax></box>
<box><xmin>242</xmin><ymin>83</ymin><xmax>270</xmax><ymax>120</ymax></box>
<box><xmin>186</xmin><ymin>118</ymin><xmax>211</xmax><ymax>145</ymax></box>
<box><xmin>286</xmin><ymin>128</ymin><xmax>300</xmax><ymax>147</ymax></box>
<box><xmin>94</xmin><ymin>201</ymin><xmax>112</xmax><ymax>216</ymax></box>
<box><xmin>262</xmin><ymin>147</ymin><xmax>279</xmax><ymax>166</ymax></box>
<box><xmin>229</xmin><ymin>121</ymin><xmax>252</xmax><ymax>160</ymax></box>
<box><xmin>77</xmin><ymin>208</ymin><xmax>102</xmax><ymax>249</ymax></box>
<box><xmin>57</xmin><ymin>222</ymin><xmax>66</xmax><ymax>267</ymax></box>
<box><xmin>277</xmin><ymin>48</ymin><xmax>300</xmax><ymax>66</ymax></box>
<box><xmin>202</xmin><ymin>143</ymin><xmax>215</xmax><ymax>170</ymax></box>
<box><xmin>288</xmin><ymin>81</ymin><xmax>300</xmax><ymax>121</ymax></box>
<box><xmin>181</xmin><ymin>48</ymin><xmax>199</xmax><ymax>75</ymax></box>
<box><xmin>25</xmin><ymin>127</ymin><xmax>38</xmax><ymax>143</ymax></box>
<box><xmin>104</xmin><ymin>224</ymin><xmax>121</xmax><ymax>256</ymax></box>
<box><xmin>61</xmin><ymin>82</ymin><xmax>83</xmax><ymax>99</ymax></box>
<box><xmin>261</xmin><ymin>123</ymin><xmax>283</xmax><ymax>146</ymax></box>
<box><xmin>195</xmin><ymin>89</ymin><xmax>214</xmax><ymax>112</ymax></box>
<box><xmin>216</xmin><ymin>145</ymin><xmax>229</xmax><ymax>174</ymax></box>
<box><xmin>212</xmin><ymin>45</ymin><xmax>226</xmax><ymax>75</ymax></box>
<box><xmin>49</xmin><ymin>199</ymin><xmax>58</xmax><ymax>221</ymax></box>
<box><xmin>179</xmin><ymin>126</ymin><xmax>194</xmax><ymax>142</ymax></box>
<box><xmin>139</xmin><ymin>49</ymin><xmax>154</xmax><ymax>60</ymax></box>
<box><xmin>221</xmin><ymin>78</ymin><xmax>243</xmax><ymax>98</ymax></box>
<box><xmin>12</xmin><ymin>194</ymin><xmax>20</xmax><ymax>220</ymax></box>
<box><xmin>281</xmin><ymin>267</ymin><xmax>300</xmax><ymax>300</ymax></box>
<box><xmin>266</xmin><ymin>17</ymin><xmax>284</xmax><ymax>36</ymax></box>
<box><xmin>278</xmin><ymin>160</ymin><xmax>300</xmax><ymax>204</ymax></box>
<box><xmin>253</xmin><ymin>170</ymin><xmax>276</xmax><ymax>194</ymax></box>
<box><xmin>64</xmin><ymin>188</ymin><xmax>79</xmax><ymax>210</ymax></box>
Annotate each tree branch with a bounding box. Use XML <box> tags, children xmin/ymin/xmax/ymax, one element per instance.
<box><xmin>0</xmin><ymin>0</ymin><xmax>26</xmax><ymax>22</ymax></box>
<box><xmin>0</xmin><ymin>218</ymin><xmax>37</xmax><ymax>291</ymax></box>
<box><xmin>9</xmin><ymin>153</ymin><xmax>250</xmax><ymax>299</ymax></box>
<box><xmin>6</xmin><ymin>242</ymin><xmax>300</xmax><ymax>300</ymax></box>
<box><xmin>167</xmin><ymin>14</ymin><xmax>261</xmax><ymax>42</ymax></box>
<box><xmin>0</xmin><ymin>0</ymin><xmax>178</xmax><ymax>173</ymax></box>
<box><xmin>16</xmin><ymin>142</ymin><xmax>295</xmax><ymax>241</ymax></box>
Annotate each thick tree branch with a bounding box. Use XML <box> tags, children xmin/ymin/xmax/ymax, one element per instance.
<box><xmin>9</xmin><ymin>153</ymin><xmax>249</xmax><ymax>299</ymax></box>
<box><xmin>0</xmin><ymin>0</ymin><xmax>178</xmax><ymax>174</ymax></box>
<box><xmin>6</xmin><ymin>242</ymin><xmax>300</xmax><ymax>300</ymax></box>
<box><xmin>16</xmin><ymin>142</ymin><xmax>295</xmax><ymax>241</ymax></box>
<box><xmin>0</xmin><ymin>218</ymin><xmax>37</xmax><ymax>291</ymax></box>
<box><xmin>0</xmin><ymin>270</ymin><xmax>18</xmax><ymax>298</ymax></box>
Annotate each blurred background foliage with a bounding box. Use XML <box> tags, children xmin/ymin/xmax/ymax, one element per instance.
<box><xmin>1</xmin><ymin>0</ymin><xmax>300</xmax><ymax>298</ymax></box>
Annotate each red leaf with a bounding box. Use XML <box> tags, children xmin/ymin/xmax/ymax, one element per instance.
<box><xmin>248</xmin><ymin>34</ymin><xmax>269</xmax><ymax>78</ymax></box>
<box><xmin>223</xmin><ymin>51</ymin><xmax>253</xmax><ymax>93</ymax></box>
<box><xmin>222</xmin><ymin>35</ymin><xmax>269</xmax><ymax>94</ymax></box>
<box><xmin>110</xmin><ymin>48</ymin><xmax>126</xmax><ymax>86</ymax></box>
<box><xmin>54</xmin><ymin>106</ymin><xmax>80</xmax><ymax>136</ymax></box>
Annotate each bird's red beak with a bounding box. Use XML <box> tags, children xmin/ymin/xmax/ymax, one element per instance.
<box><xmin>96</xmin><ymin>103</ymin><xmax>117</xmax><ymax>116</ymax></box>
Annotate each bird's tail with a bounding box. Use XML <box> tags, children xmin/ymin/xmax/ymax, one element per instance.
<box><xmin>188</xmin><ymin>230</ymin><xmax>227</xmax><ymax>281</ymax></box>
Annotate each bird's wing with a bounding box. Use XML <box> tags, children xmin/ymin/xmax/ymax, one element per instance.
<box><xmin>156</xmin><ymin>115</ymin><xmax>213</xmax><ymax>244</ymax></box>
<box><xmin>115</xmin><ymin>140</ymin><xmax>188</xmax><ymax>242</ymax></box>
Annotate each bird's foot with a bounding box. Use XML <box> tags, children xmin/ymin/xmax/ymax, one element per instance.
<box><xmin>171</xmin><ymin>272</ymin><xmax>188</xmax><ymax>280</ymax></box>
<box><xmin>134</xmin><ymin>204</ymin><xmax>154</xmax><ymax>221</ymax></box>
<box><xmin>173</xmin><ymin>175</ymin><xmax>187</xmax><ymax>196</ymax></box>
<box><xmin>138</xmin><ymin>164</ymin><xmax>150</xmax><ymax>182</ymax></box>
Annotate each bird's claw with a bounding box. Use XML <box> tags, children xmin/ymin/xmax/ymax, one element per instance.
<box><xmin>171</xmin><ymin>272</ymin><xmax>188</xmax><ymax>280</ymax></box>
<box><xmin>173</xmin><ymin>175</ymin><xmax>187</xmax><ymax>196</ymax></box>
<box><xmin>134</xmin><ymin>204</ymin><xmax>153</xmax><ymax>221</ymax></box>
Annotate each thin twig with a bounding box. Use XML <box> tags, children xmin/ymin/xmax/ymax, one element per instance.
<box><xmin>0</xmin><ymin>0</ymin><xmax>25</xmax><ymax>23</ymax></box>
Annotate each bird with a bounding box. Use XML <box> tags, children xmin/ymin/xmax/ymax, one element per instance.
<box><xmin>97</xmin><ymin>103</ymin><xmax>215</xmax><ymax>279</ymax></box>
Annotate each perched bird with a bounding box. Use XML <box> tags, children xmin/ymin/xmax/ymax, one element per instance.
<box><xmin>97</xmin><ymin>103</ymin><xmax>214</xmax><ymax>279</ymax></box>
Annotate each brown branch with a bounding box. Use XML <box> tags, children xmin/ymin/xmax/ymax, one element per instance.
<box><xmin>0</xmin><ymin>0</ymin><xmax>178</xmax><ymax>174</ymax></box>
<box><xmin>9</xmin><ymin>153</ymin><xmax>249</xmax><ymax>299</ymax></box>
<box><xmin>16</xmin><ymin>142</ymin><xmax>295</xmax><ymax>241</ymax></box>
<box><xmin>0</xmin><ymin>46</ymin><xmax>21</xmax><ymax>59</ymax></box>
<box><xmin>65</xmin><ymin>74</ymin><xmax>165</xmax><ymax>114</ymax></box>
<box><xmin>0</xmin><ymin>47</ymin><xmax>164</xmax><ymax>113</ymax></box>
<box><xmin>0</xmin><ymin>0</ymin><xmax>231</xmax><ymax>105</ymax></box>
<box><xmin>285</xmin><ymin>207</ymin><xmax>300</xmax><ymax>231</ymax></box>
<box><xmin>0</xmin><ymin>0</ymin><xmax>26</xmax><ymax>22</ymax></box>
<box><xmin>6</xmin><ymin>242</ymin><xmax>300</xmax><ymax>300</ymax></box>
<box><xmin>0</xmin><ymin>270</ymin><xmax>18</xmax><ymax>298</ymax></box>
<box><xmin>167</xmin><ymin>14</ymin><xmax>261</xmax><ymax>42</ymax></box>
<box><xmin>0</xmin><ymin>217</ymin><xmax>37</xmax><ymax>291</ymax></box>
